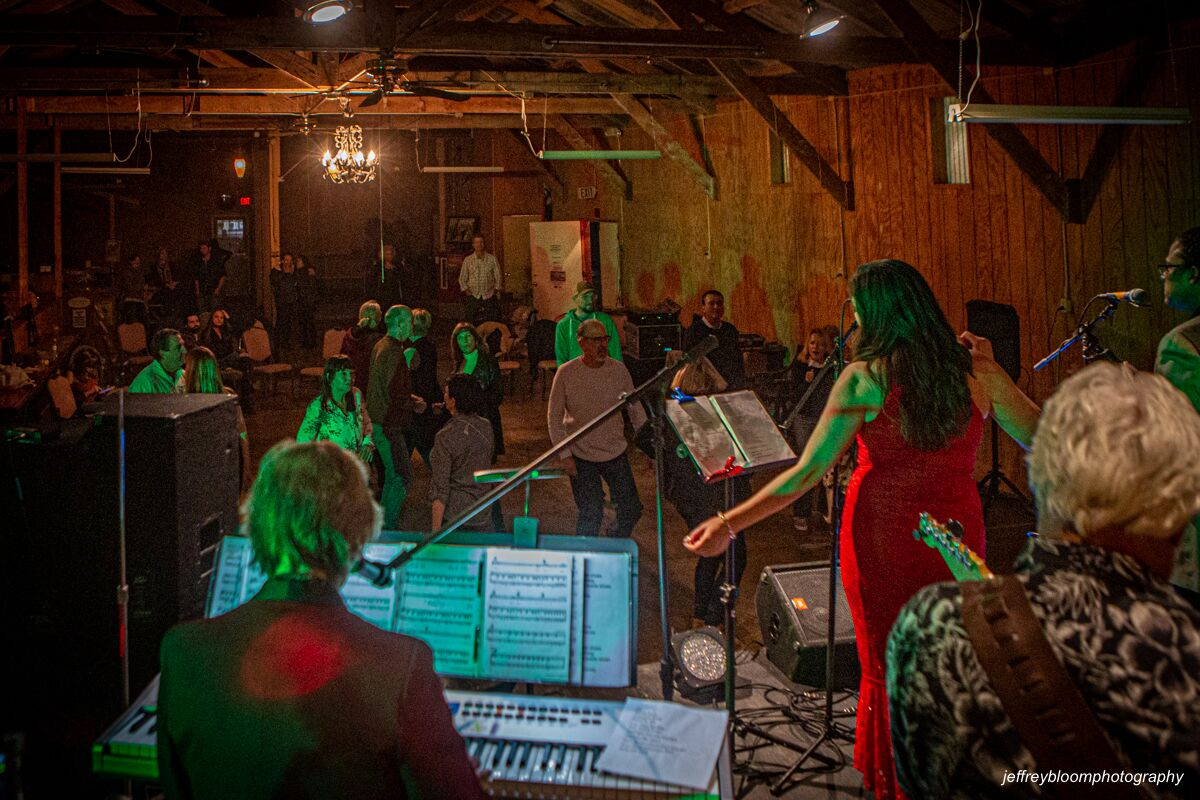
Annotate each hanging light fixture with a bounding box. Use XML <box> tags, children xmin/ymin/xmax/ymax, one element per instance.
<box><xmin>321</xmin><ymin>125</ymin><xmax>377</xmax><ymax>184</ymax></box>
<box><xmin>298</xmin><ymin>1</ymin><xmax>353</xmax><ymax>24</ymax></box>
<box><xmin>803</xmin><ymin>1</ymin><xmax>843</xmax><ymax>38</ymax></box>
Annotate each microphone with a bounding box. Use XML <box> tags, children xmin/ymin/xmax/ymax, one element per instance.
<box><xmin>682</xmin><ymin>334</ymin><xmax>719</xmax><ymax>364</ymax></box>
<box><xmin>351</xmin><ymin>557</ymin><xmax>393</xmax><ymax>588</ymax></box>
<box><xmin>1097</xmin><ymin>288</ymin><xmax>1149</xmax><ymax>307</ymax></box>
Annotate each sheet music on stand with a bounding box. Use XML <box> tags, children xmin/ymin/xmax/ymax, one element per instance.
<box><xmin>665</xmin><ymin>389</ymin><xmax>796</xmax><ymax>482</ymax></box>
<box><xmin>205</xmin><ymin>533</ymin><xmax>636</xmax><ymax>688</ymax></box>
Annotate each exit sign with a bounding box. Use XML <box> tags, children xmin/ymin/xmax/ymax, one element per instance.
<box><xmin>577</xmin><ymin>186</ymin><xmax>597</xmax><ymax>200</ymax></box>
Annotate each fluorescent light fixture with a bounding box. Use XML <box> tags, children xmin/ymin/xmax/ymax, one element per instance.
<box><xmin>948</xmin><ymin>103</ymin><xmax>1192</xmax><ymax>125</ymax></box>
<box><xmin>0</xmin><ymin>153</ymin><xmax>115</xmax><ymax>162</ymax></box>
<box><xmin>537</xmin><ymin>150</ymin><xmax>661</xmax><ymax>160</ymax></box>
<box><xmin>419</xmin><ymin>166</ymin><xmax>505</xmax><ymax>173</ymax></box>
<box><xmin>300</xmin><ymin>1</ymin><xmax>352</xmax><ymax>24</ymax></box>
<box><xmin>62</xmin><ymin>166</ymin><xmax>151</xmax><ymax>175</ymax></box>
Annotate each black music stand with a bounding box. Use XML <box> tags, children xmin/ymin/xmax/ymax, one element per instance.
<box><xmin>665</xmin><ymin>391</ymin><xmax>823</xmax><ymax>774</ymax></box>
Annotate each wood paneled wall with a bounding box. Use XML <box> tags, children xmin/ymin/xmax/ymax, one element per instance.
<box><xmin>486</xmin><ymin>23</ymin><xmax>1200</xmax><ymax>481</ymax></box>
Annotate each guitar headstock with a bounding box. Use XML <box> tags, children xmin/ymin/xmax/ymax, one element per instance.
<box><xmin>912</xmin><ymin>512</ymin><xmax>994</xmax><ymax>581</ymax></box>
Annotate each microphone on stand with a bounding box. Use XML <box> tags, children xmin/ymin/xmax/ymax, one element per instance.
<box><xmin>1096</xmin><ymin>288</ymin><xmax>1150</xmax><ymax>307</ymax></box>
<box><xmin>352</xmin><ymin>557</ymin><xmax>393</xmax><ymax>588</ymax></box>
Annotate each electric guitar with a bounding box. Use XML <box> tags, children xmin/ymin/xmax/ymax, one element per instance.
<box><xmin>912</xmin><ymin>511</ymin><xmax>994</xmax><ymax>581</ymax></box>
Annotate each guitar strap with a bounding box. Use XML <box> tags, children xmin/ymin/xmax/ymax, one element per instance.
<box><xmin>960</xmin><ymin>577</ymin><xmax>1150</xmax><ymax>800</ymax></box>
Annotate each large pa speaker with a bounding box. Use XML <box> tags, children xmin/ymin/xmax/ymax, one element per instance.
<box><xmin>966</xmin><ymin>299</ymin><xmax>1021</xmax><ymax>381</ymax></box>
<box><xmin>4</xmin><ymin>394</ymin><xmax>240</xmax><ymax>709</ymax></box>
<box><xmin>755</xmin><ymin>563</ymin><xmax>860</xmax><ymax>689</ymax></box>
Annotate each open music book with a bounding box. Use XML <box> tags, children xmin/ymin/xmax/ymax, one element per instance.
<box><xmin>207</xmin><ymin>536</ymin><xmax>634</xmax><ymax>687</ymax></box>
<box><xmin>665</xmin><ymin>389</ymin><xmax>796</xmax><ymax>482</ymax></box>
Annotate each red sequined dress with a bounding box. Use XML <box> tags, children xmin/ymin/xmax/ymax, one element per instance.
<box><xmin>840</xmin><ymin>388</ymin><xmax>984</xmax><ymax>800</ymax></box>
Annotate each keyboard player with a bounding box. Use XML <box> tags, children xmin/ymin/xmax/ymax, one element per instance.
<box><xmin>157</xmin><ymin>440</ymin><xmax>486</xmax><ymax>800</ymax></box>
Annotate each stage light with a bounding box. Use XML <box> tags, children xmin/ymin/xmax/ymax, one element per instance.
<box><xmin>672</xmin><ymin>627</ymin><xmax>726</xmax><ymax>703</ymax></box>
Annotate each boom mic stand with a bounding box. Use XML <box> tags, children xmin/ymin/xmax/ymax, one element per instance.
<box><xmin>1035</xmin><ymin>296</ymin><xmax>1129</xmax><ymax>372</ymax></box>
<box><xmin>356</xmin><ymin>335</ymin><xmax>720</xmax><ymax>702</ymax></box>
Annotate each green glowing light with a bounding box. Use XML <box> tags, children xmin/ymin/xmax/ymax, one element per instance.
<box><xmin>537</xmin><ymin>150</ymin><xmax>661</xmax><ymax>160</ymax></box>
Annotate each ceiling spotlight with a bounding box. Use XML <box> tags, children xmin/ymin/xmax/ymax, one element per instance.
<box><xmin>803</xmin><ymin>0</ymin><xmax>843</xmax><ymax>38</ymax></box>
<box><xmin>299</xmin><ymin>1</ymin><xmax>353</xmax><ymax>24</ymax></box>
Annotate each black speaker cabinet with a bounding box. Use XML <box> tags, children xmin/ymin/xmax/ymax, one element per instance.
<box><xmin>622</xmin><ymin>321</ymin><xmax>682</xmax><ymax>359</ymax></box>
<box><xmin>966</xmin><ymin>300</ymin><xmax>1021</xmax><ymax>381</ymax></box>
<box><xmin>4</xmin><ymin>393</ymin><xmax>240</xmax><ymax>712</ymax></box>
<box><xmin>755</xmin><ymin>563</ymin><xmax>860</xmax><ymax>689</ymax></box>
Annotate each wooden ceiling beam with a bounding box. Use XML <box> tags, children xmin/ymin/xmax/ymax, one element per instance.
<box><xmin>24</xmin><ymin>94</ymin><xmax>630</xmax><ymax>116</ymax></box>
<box><xmin>653</xmin><ymin>0</ymin><xmax>848</xmax><ymax>95</ymax></box>
<box><xmin>0</xmin><ymin>112</ymin><xmax>626</xmax><ymax>131</ymax></box>
<box><xmin>873</xmin><ymin>0</ymin><xmax>1068</xmax><ymax>217</ymax></box>
<box><xmin>0</xmin><ymin>15</ymin><xmax>1047</xmax><ymax>66</ymax></box>
<box><xmin>549</xmin><ymin>113</ymin><xmax>629</xmax><ymax>197</ymax></box>
<box><xmin>99</xmin><ymin>0</ymin><xmax>254</xmax><ymax>69</ymax></box>
<box><xmin>609</xmin><ymin>93</ymin><xmax>714</xmax><ymax>197</ymax></box>
<box><xmin>153</xmin><ymin>0</ymin><xmax>326</xmax><ymax>88</ymax></box>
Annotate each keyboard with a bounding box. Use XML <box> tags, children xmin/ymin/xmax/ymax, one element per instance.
<box><xmin>94</xmin><ymin>682</ymin><xmax>729</xmax><ymax>799</ymax></box>
<box><xmin>447</xmin><ymin>691</ymin><xmax>728</xmax><ymax>798</ymax></box>
<box><xmin>91</xmin><ymin>675</ymin><xmax>160</xmax><ymax>780</ymax></box>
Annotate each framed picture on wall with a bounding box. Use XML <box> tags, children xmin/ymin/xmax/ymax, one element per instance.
<box><xmin>446</xmin><ymin>216</ymin><xmax>478</xmax><ymax>245</ymax></box>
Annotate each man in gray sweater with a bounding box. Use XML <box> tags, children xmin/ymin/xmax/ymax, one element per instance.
<box><xmin>547</xmin><ymin>318</ymin><xmax>646</xmax><ymax>537</ymax></box>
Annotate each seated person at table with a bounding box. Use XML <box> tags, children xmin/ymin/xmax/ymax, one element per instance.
<box><xmin>157</xmin><ymin>440</ymin><xmax>487</xmax><ymax>800</ymax></box>
<box><xmin>129</xmin><ymin>327</ymin><xmax>185</xmax><ymax>394</ymax></box>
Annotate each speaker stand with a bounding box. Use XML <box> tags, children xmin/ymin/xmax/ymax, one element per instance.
<box><xmin>977</xmin><ymin>418</ymin><xmax>1031</xmax><ymax>519</ymax></box>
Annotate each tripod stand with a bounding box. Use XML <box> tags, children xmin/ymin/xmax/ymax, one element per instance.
<box><xmin>977</xmin><ymin>418</ymin><xmax>1031</xmax><ymax>518</ymax></box>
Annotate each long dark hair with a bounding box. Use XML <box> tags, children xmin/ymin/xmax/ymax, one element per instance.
<box><xmin>450</xmin><ymin>322</ymin><xmax>489</xmax><ymax>372</ymax></box>
<box><xmin>320</xmin><ymin>354</ymin><xmax>358</xmax><ymax>414</ymax></box>
<box><xmin>850</xmin><ymin>259</ymin><xmax>973</xmax><ymax>451</ymax></box>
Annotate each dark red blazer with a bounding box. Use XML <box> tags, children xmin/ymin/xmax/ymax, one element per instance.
<box><xmin>158</xmin><ymin>576</ymin><xmax>486</xmax><ymax>800</ymax></box>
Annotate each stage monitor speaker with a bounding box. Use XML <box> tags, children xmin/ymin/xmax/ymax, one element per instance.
<box><xmin>966</xmin><ymin>300</ymin><xmax>1021</xmax><ymax>382</ymax></box>
<box><xmin>5</xmin><ymin>393</ymin><xmax>241</xmax><ymax>711</ymax></box>
<box><xmin>755</xmin><ymin>563</ymin><xmax>860</xmax><ymax>689</ymax></box>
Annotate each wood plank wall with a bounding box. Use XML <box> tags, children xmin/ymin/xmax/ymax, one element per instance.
<box><xmin>504</xmin><ymin>23</ymin><xmax>1200</xmax><ymax>482</ymax></box>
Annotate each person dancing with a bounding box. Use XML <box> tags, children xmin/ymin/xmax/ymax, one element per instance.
<box><xmin>684</xmin><ymin>259</ymin><xmax>1039</xmax><ymax>799</ymax></box>
<box><xmin>296</xmin><ymin>354</ymin><xmax>374</xmax><ymax>464</ymax></box>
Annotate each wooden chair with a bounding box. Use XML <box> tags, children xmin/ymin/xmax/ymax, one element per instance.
<box><xmin>116</xmin><ymin>322</ymin><xmax>153</xmax><ymax>384</ymax></box>
<box><xmin>477</xmin><ymin>321</ymin><xmax>521</xmax><ymax>395</ymax></box>
<box><xmin>297</xmin><ymin>328</ymin><xmax>346</xmax><ymax>396</ymax></box>
<box><xmin>47</xmin><ymin>376</ymin><xmax>77</xmax><ymax>419</ymax></box>
<box><xmin>242</xmin><ymin>324</ymin><xmax>295</xmax><ymax>395</ymax></box>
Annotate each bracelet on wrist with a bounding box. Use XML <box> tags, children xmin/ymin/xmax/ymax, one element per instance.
<box><xmin>715</xmin><ymin>510</ymin><xmax>737</xmax><ymax>540</ymax></box>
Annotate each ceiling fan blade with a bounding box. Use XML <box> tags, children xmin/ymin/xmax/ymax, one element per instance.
<box><xmin>402</xmin><ymin>83</ymin><xmax>472</xmax><ymax>102</ymax></box>
<box><xmin>359</xmin><ymin>88</ymin><xmax>385</xmax><ymax>108</ymax></box>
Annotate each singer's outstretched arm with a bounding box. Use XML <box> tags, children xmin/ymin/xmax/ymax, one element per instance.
<box><xmin>684</xmin><ymin>361</ymin><xmax>881</xmax><ymax>558</ymax></box>
<box><xmin>959</xmin><ymin>331</ymin><xmax>1041</xmax><ymax>449</ymax></box>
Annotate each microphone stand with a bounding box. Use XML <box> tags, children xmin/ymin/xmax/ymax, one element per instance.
<box><xmin>772</xmin><ymin>317</ymin><xmax>856</xmax><ymax>794</ymax></box>
<box><xmin>1034</xmin><ymin>298</ymin><xmax>1123</xmax><ymax>372</ymax></box>
<box><xmin>779</xmin><ymin>323</ymin><xmax>856</xmax><ymax>434</ymax></box>
<box><xmin>358</xmin><ymin>336</ymin><xmax>720</xmax><ymax>700</ymax></box>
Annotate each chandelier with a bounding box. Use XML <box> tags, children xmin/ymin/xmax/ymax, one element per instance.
<box><xmin>321</xmin><ymin>125</ymin><xmax>377</xmax><ymax>183</ymax></box>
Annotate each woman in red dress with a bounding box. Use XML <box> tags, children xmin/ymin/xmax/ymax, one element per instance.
<box><xmin>685</xmin><ymin>259</ymin><xmax>1039</xmax><ymax>799</ymax></box>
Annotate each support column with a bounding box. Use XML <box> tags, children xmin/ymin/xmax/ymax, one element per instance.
<box><xmin>54</xmin><ymin>124</ymin><xmax>63</xmax><ymax>321</ymax></box>
<box><xmin>16</xmin><ymin>97</ymin><xmax>28</xmax><ymax>301</ymax></box>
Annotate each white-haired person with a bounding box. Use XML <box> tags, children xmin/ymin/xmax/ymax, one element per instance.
<box><xmin>157</xmin><ymin>440</ymin><xmax>486</xmax><ymax>800</ymax></box>
<box><xmin>888</xmin><ymin>362</ymin><xmax>1200</xmax><ymax>799</ymax></box>
<box><xmin>340</xmin><ymin>300</ymin><xmax>383</xmax><ymax>394</ymax></box>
